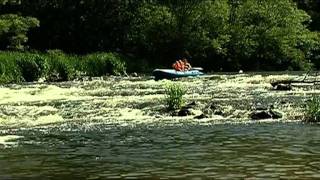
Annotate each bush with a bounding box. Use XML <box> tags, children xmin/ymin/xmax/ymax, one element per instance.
<box><xmin>0</xmin><ymin>51</ymin><xmax>128</xmax><ymax>84</ymax></box>
<box><xmin>0</xmin><ymin>53</ymin><xmax>22</xmax><ymax>83</ymax></box>
<box><xmin>164</xmin><ymin>83</ymin><xmax>186</xmax><ymax>111</ymax></box>
<box><xmin>45</xmin><ymin>51</ymin><xmax>77</xmax><ymax>82</ymax></box>
<box><xmin>15</xmin><ymin>53</ymin><xmax>48</xmax><ymax>82</ymax></box>
<box><xmin>82</xmin><ymin>53</ymin><xmax>126</xmax><ymax>76</ymax></box>
<box><xmin>304</xmin><ymin>96</ymin><xmax>320</xmax><ymax>122</ymax></box>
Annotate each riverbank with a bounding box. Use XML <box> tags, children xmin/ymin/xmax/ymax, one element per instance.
<box><xmin>0</xmin><ymin>51</ymin><xmax>128</xmax><ymax>84</ymax></box>
<box><xmin>0</xmin><ymin>73</ymin><xmax>318</xmax><ymax>128</ymax></box>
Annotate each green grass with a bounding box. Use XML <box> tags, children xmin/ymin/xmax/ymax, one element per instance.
<box><xmin>0</xmin><ymin>51</ymin><xmax>128</xmax><ymax>84</ymax></box>
<box><xmin>304</xmin><ymin>96</ymin><xmax>320</xmax><ymax>123</ymax></box>
<box><xmin>164</xmin><ymin>83</ymin><xmax>186</xmax><ymax>111</ymax></box>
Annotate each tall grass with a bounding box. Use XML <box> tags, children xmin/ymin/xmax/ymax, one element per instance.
<box><xmin>0</xmin><ymin>53</ymin><xmax>22</xmax><ymax>83</ymax></box>
<box><xmin>82</xmin><ymin>52</ymin><xmax>126</xmax><ymax>76</ymax></box>
<box><xmin>304</xmin><ymin>96</ymin><xmax>320</xmax><ymax>123</ymax></box>
<box><xmin>164</xmin><ymin>83</ymin><xmax>186</xmax><ymax>111</ymax></box>
<box><xmin>0</xmin><ymin>51</ymin><xmax>127</xmax><ymax>84</ymax></box>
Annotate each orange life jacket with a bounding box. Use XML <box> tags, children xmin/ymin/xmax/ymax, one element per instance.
<box><xmin>172</xmin><ymin>60</ymin><xmax>184</xmax><ymax>71</ymax></box>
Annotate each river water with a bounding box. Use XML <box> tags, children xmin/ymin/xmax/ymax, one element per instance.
<box><xmin>0</xmin><ymin>122</ymin><xmax>320</xmax><ymax>179</ymax></box>
<box><xmin>0</xmin><ymin>74</ymin><xmax>320</xmax><ymax>179</ymax></box>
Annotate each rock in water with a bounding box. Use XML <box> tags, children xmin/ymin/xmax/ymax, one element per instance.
<box><xmin>194</xmin><ymin>114</ymin><xmax>209</xmax><ymax>119</ymax></box>
<box><xmin>269</xmin><ymin>109</ymin><xmax>283</xmax><ymax>119</ymax></box>
<box><xmin>132</xmin><ymin>72</ymin><xmax>138</xmax><ymax>77</ymax></box>
<box><xmin>251</xmin><ymin>109</ymin><xmax>283</xmax><ymax>120</ymax></box>
<box><xmin>274</xmin><ymin>84</ymin><xmax>292</xmax><ymax>91</ymax></box>
<box><xmin>178</xmin><ymin>108</ymin><xmax>193</xmax><ymax>116</ymax></box>
<box><xmin>251</xmin><ymin>111</ymin><xmax>272</xmax><ymax>120</ymax></box>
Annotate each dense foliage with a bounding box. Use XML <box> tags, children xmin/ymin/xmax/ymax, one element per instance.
<box><xmin>0</xmin><ymin>0</ymin><xmax>319</xmax><ymax>72</ymax></box>
<box><xmin>0</xmin><ymin>51</ymin><xmax>127</xmax><ymax>83</ymax></box>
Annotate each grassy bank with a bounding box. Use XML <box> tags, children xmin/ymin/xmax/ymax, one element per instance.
<box><xmin>0</xmin><ymin>51</ymin><xmax>128</xmax><ymax>84</ymax></box>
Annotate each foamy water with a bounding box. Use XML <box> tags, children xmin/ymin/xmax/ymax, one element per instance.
<box><xmin>0</xmin><ymin>73</ymin><xmax>317</xmax><ymax>128</ymax></box>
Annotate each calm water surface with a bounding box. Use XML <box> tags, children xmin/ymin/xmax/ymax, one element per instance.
<box><xmin>0</xmin><ymin>122</ymin><xmax>320</xmax><ymax>179</ymax></box>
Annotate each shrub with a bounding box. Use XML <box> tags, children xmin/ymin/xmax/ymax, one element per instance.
<box><xmin>82</xmin><ymin>53</ymin><xmax>126</xmax><ymax>76</ymax></box>
<box><xmin>0</xmin><ymin>51</ymin><xmax>128</xmax><ymax>84</ymax></box>
<box><xmin>304</xmin><ymin>96</ymin><xmax>320</xmax><ymax>122</ymax></box>
<box><xmin>164</xmin><ymin>83</ymin><xmax>186</xmax><ymax>111</ymax></box>
<box><xmin>15</xmin><ymin>53</ymin><xmax>48</xmax><ymax>82</ymax></box>
<box><xmin>0</xmin><ymin>52</ymin><xmax>22</xmax><ymax>83</ymax></box>
<box><xmin>45</xmin><ymin>51</ymin><xmax>77</xmax><ymax>82</ymax></box>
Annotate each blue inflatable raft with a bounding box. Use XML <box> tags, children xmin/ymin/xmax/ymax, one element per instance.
<box><xmin>153</xmin><ymin>68</ymin><xmax>204</xmax><ymax>80</ymax></box>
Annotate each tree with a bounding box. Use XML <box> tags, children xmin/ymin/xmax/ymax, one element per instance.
<box><xmin>128</xmin><ymin>0</ymin><xmax>229</xmax><ymax>65</ymax></box>
<box><xmin>17</xmin><ymin>0</ymin><xmax>139</xmax><ymax>53</ymax></box>
<box><xmin>226</xmin><ymin>0</ymin><xmax>319</xmax><ymax>70</ymax></box>
<box><xmin>0</xmin><ymin>0</ymin><xmax>39</xmax><ymax>50</ymax></box>
<box><xmin>294</xmin><ymin>0</ymin><xmax>320</xmax><ymax>31</ymax></box>
<box><xmin>0</xmin><ymin>14</ymin><xmax>39</xmax><ymax>50</ymax></box>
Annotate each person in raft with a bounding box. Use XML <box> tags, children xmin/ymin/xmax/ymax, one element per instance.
<box><xmin>172</xmin><ymin>58</ymin><xmax>192</xmax><ymax>71</ymax></box>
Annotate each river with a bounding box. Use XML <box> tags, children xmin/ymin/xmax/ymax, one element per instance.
<box><xmin>1</xmin><ymin>122</ymin><xmax>320</xmax><ymax>179</ymax></box>
<box><xmin>0</xmin><ymin>73</ymin><xmax>320</xmax><ymax>179</ymax></box>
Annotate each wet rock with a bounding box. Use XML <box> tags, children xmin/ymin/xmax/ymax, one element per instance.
<box><xmin>183</xmin><ymin>101</ymin><xmax>198</xmax><ymax>109</ymax></box>
<box><xmin>178</xmin><ymin>108</ymin><xmax>193</xmax><ymax>116</ymax></box>
<box><xmin>194</xmin><ymin>114</ymin><xmax>209</xmax><ymax>119</ymax></box>
<box><xmin>131</xmin><ymin>72</ymin><xmax>138</xmax><ymax>77</ymax></box>
<box><xmin>269</xmin><ymin>109</ymin><xmax>283</xmax><ymax>119</ymax></box>
<box><xmin>213</xmin><ymin>109</ymin><xmax>223</xmax><ymax>116</ymax></box>
<box><xmin>273</xmin><ymin>83</ymin><xmax>292</xmax><ymax>91</ymax></box>
<box><xmin>209</xmin><ymin>103</ymin><xmax>217</xmax><ymax>110</ymax></box>
<box><xmin>155</xmin><ymin>115</ymin><xmax>162</xmax><ymax>118</ymax></box>
<box><xmin>251</xmin><ymin>111</ymin><xmax>272</xmax><ymax>120</ymax></box>
<box><xmin>251</xmin><ymin>109</ymin><xmax>283</xmax><ymax>120</ymax></box>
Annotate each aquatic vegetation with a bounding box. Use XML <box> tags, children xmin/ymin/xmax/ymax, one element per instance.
<box><xmin>164</xmin><ymin>83</ymin><xmax>186</xmax><ymax>111</ymax></box>
<box><xmin>304</xmin><ymin>96</ymin><xmax>320</xmax><ymax>122</ymax></box>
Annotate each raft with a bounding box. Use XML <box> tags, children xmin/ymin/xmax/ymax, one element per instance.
<box><xmin>153</xmin><ymin>68</ymin><xmax>204</xmax><ymax>80</ymax></box>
